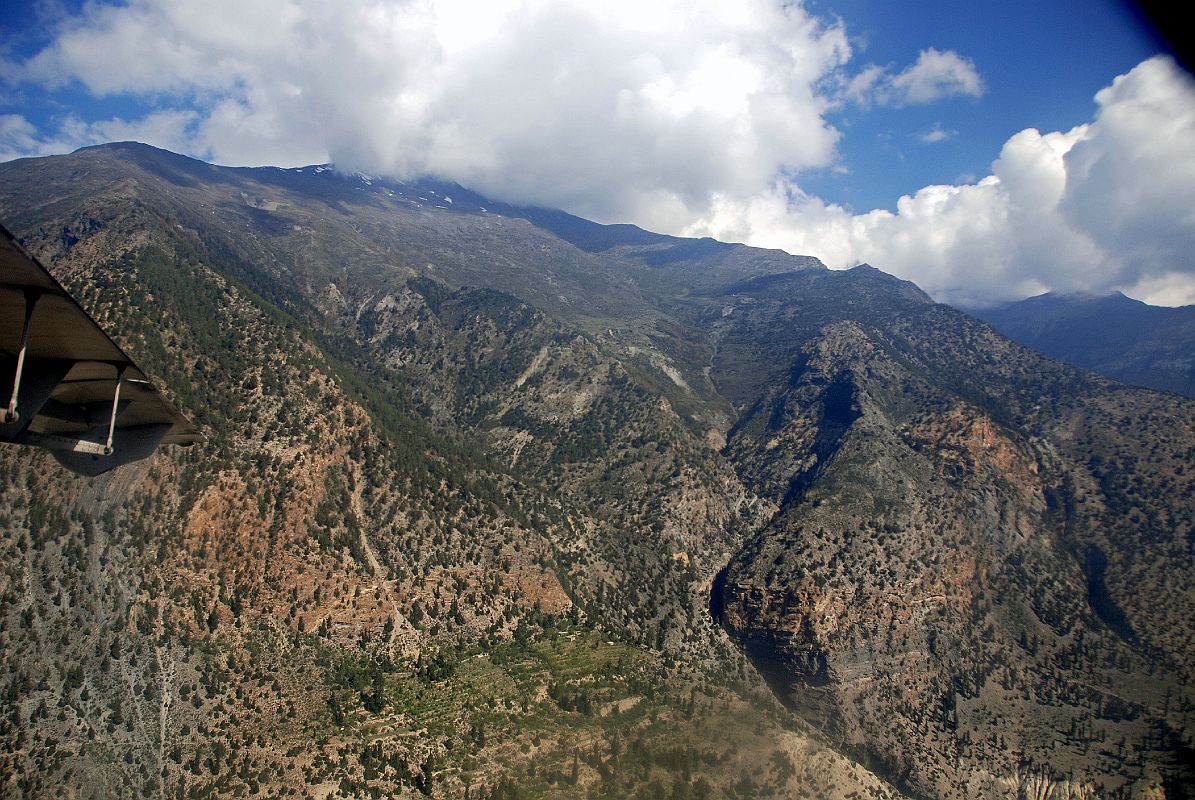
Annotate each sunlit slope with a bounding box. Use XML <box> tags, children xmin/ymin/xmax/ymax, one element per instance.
<box><xmin>0</xmin><ymin>143</ymin><xmax>892</xmax><ymax>799</ymax></box>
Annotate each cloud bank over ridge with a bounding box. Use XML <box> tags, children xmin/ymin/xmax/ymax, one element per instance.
<box><xmin>8</xmin><ymin>0</ymin><xmax>852</xmax><ymax>224</ymax></box>
<box><xmin>690</xmin><ymin>56</ymin><xmax>1195</xmax><ymax>306</ymax></box>
<box><xmin>2</xmin><ymin>1</ymin><xmax>1194</xmax><ymax>305</ymax></box>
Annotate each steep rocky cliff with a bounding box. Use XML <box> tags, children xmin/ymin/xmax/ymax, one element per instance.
<box><xmin>706</xmin><ymin>270</ymin><xmax>1195</xmax><ymax>796</ymax></box>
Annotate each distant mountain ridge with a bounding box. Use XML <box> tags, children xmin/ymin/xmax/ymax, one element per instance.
<box><xmin>968</xmin><ymin>290</ymin><xmax>1195</xmax><ymax>397</ymax></box>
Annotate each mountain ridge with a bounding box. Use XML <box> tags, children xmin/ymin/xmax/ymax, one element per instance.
<box><xmin>0</xmin><ymin>142</ymin><xmax>1192</xmax><ymax>799</ymax></box>
<box><xmin>967</xmin><ymin>290</ymin><xmax>1195</xmax><ymax>398</ymax></box>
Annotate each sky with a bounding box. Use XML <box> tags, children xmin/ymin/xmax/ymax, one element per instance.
<box><xmin>1</xmin><ymin>0</ymin><xmax>1193</xmax><ymax>307</ymax></box>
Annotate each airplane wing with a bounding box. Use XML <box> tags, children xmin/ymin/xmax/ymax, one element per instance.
<box><xmin>0</xmin><ymin>223</ymin><xmax>202</xmax><ymax>475</ymax></box>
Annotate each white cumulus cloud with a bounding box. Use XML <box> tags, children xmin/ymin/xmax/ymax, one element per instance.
<box><xmin>6</xmin><ymin>3</ymin><xmax>1192</xmax><ymax>307</ymax></box>
<box><xmin>0</xmin><ymin>109</ymin><xmax>201</xmax><ymax>164</ymax></box>
<box><xmin>918</xmin><ymin>123</ymin><xmax>957</xmax><ymax>144</ymax></box>
<box><xmin>689</xmin><ymin>56</ymin><xmax>1195</xmax><ymax>307</ymax></box>
<box><xmin>845</xmin><ymin>48</ymin><xmax>983</xmax><ymax>108</ymax></box>
<box><xmin>10</xmin><ymin>0</ymin><xmax>852</xmax><ymax>228</ymax></box>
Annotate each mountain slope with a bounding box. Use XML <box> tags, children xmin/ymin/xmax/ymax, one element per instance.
<box><xmin>0</xmin><ymin>143</ymin><xmax>894</xmax><ymax>799</ymax></box>
<box><xmin>705</xmin><ymin>272</ymin><xmax>1195</xmax><ymax>796</ymax></box>
<box><xmin>0</xmin><ymin>142</ymin><xmax>1192</xmax><ymax>799</ymax></box>
<box><xmin>969</xmin><ymin>291</ymin><xmax>1195</xmax><ymax>398</ymax></box>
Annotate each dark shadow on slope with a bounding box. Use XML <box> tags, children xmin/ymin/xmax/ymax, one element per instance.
<box><xmin>1083</xmin><ymin>544</ymin><xmax>1138</xmax><ymax>644</ymax></box>
<box><xmin>709</xmin><ymin>564</ymin><xmax>728</xmax><ymax>624</ymax></box>
<box><xmin>519</xmin><ymin>207</ymin><xmax>672</xmax><ymax>252</ymax></box>
<box><xmin>717</xmin><ymin>270</ymin><xmax>812</xmax><ymax>296</ymax></box>
<box><xmin>711</xmin><ymin>592</ymin><xmax>929</xmax><ymax>799</ymax></box>
<box><xmin>93</xmin><ymin>141</ymin><xmax>220</xmax><ymax>189</ymax></box>
<box><xmin>780</xmin><ymin>370</ymin><xmax>860</xmax><ymax>511</ymax></box>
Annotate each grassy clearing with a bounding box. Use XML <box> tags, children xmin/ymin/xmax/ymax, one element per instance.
<box><xmin>308</xmin><ymin>620</ymin><xmax>896</xmax><ymax>799</ymax></box>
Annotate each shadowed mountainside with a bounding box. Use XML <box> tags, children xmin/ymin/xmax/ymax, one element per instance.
<box><xmin>969</xmin><ymin>291</ymin><xmax>1195</xmax><ymax>398</ymax></box>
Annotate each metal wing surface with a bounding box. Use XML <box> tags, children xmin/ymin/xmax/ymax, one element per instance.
<box><xmin>0</xmin><ymin>224</ymin><xmax>201</xmax><ymax>475</ymax></box>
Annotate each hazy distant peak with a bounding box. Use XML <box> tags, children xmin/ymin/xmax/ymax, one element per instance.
<box><xmin>969</xmin><ymin>290</ymin><xmax>1195</xmax><ymax>397</ymax></box>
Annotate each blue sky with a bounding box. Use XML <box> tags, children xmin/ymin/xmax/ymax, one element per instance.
<box><xmin>1</xmin><ymin>1</ymin><xmax>1192</xmax><ymax>306</ymax></box>
<box><xmin>801</xmin><ymin>0</ymin><xmax>1165</xmax><ymax>211</ymax></box>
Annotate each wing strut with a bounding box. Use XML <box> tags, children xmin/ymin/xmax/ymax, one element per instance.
<box><xmin>0</xmin><ymin>223</ymin><xmax>202</xmax><ymax>475</ymax></box>
<box><xmin>4</xmin><ymin>289</ymin><xmax>39</xmax><ymax>424</ymax></box>
<box><xmin>105</xmin><ymin>365</ymin><xmax>125</xmax><ymax>455</ymax></box>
